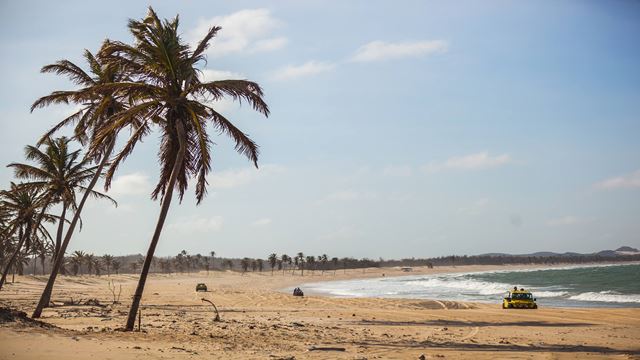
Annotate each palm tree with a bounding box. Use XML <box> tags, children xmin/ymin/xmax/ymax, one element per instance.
<box><xmin>112</xmin><ymin>259</ymin><xmax>121</xmax><ymax>275</ymax></box>
<box><xmin>241</xmin><ymin>258</ymin><xmax>250</xmax><ymax>274</ymax></box>
<box><xmin>102</xmin><ymin>254</ymin><xmax>114</xmax><ymax>276</ymax></box>
<box><xmin>280</xmin><ymin>254</ymin><xmax>290</xmax><ymax>276</ymax></box>
<box><xmin>209</xmin><ymin>251</ymin><xmax>215</xmax><ymax>271</ymax></box>
<box><xmin>85</xmin><ymin>253</ymin><xmax>96</xmax><ymax>275</ymax></box>
<box><xmin>8</xmin><ymin>137</ymin><xmax>113</xmax><ymax>262</ymax></box>
<box><xmin>268</xmin><ymin>253</ymin><xmax>277</xmax><ymax>275</ymax></box>
<box><xmin>331</xmin><ymin>257</ymin><xmax>339</xmax><ymax>275</ymax></box>
<box><xmin>0</xmin><ymin>184</ymin><xmax>53</xmax><ymax>290</ymax></box>
<box><xmin>69</xmin><ymin>251</ymin><xmax>85</xmax><ymax>276</ymax></box>
<box><xmin>320</xmin><ymin>254</ymin><xmax>328</xmax><ymax>275</ymax></box>
<box><xmin>306</xmin><ymin>256</ymin><xmax>316</xmax><ymax>275</ymax></box>
<box><xmin>92</xmin><ymin>257</ymin><xmax>103</xmax><ymax>276</ymax></box>
<box><xmin>296</xmin><ymin>252</ymin><xmax>305</xmax><ymax>276</ymax></box>
<box><xmin>31</xmin><ymin>46</ymin><xmax>130</xmax><ymax>319</ymax></box>
<box><xmin>95</xmin><ymin>8</ymin><xmax>269</xmax><ymax>331</ymax></box>
<box><xmin>223</xmin><ymin>259</ymin><xmax>233</xmax><ymax>270</ymax></box>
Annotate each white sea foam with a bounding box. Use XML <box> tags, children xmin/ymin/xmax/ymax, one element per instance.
<box><xmin>532</xmin><ymin>291</ymin><xmax>568</xmax><ymax>298</ymax></box>
<box><xmin>569</xmin><ymin>292</ymin><xmax>640</xmax><ymax>303</ymax></box>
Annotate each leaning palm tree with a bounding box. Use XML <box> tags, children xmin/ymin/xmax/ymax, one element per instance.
<box><xmin>31</xmin><ymin>47</ymin><xmax>130</xmax><ymax>318</ymax></box>
<box><xmin>8</xmin><ymin>137</ymin><xmax>114</xmax><ymax>262</ymax></box>
<box><xmin>0</xmin><ymin>184</ymin><xmax>54</xmax><ymax>290</ymax></box>
<box><xmin>93</xmin><ymin>8</ymin><xmax>268</xmax><ymax>331</ymax></box>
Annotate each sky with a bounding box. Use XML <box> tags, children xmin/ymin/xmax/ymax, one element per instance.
<box><xmin>1</xmin><ymin>1</ymin><xmax>639</xmax><ymax>259</ymax></box>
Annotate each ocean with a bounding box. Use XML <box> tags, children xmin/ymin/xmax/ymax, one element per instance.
<box><xmin>303</xmin><ymin>263</ymin><xmax>640</xmax><ymax>308</ymax></box>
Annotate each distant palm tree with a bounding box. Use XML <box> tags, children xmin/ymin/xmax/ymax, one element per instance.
<box><xmin>0</xmin><ymin>184</ymin><xmax>53</xmax><ymax>290</ymax></box>
<box><xmin>92</xmin><ymin>257</ymin><xmax>103</xmax><ymax>276</ymax></box>
<box><xmin>223</xmin><ymin>259</ymin><xmax>233</xmax><ymax>270</ymax></box>
<box><xmin>31</xmin><ymin>46</ymin><xmax>130</xmax><ymax>319</ymax></box>
<box><xmin>257</xmin><ymin>259</ymin><xmax>264</xmax><ymax>272</ymax></box>
<box><xmin>320</xmin><ymin>254</ymin><xmax>328</xmax><ymax>275</ymax></box>
<box><xmin>210</xmin><ymin>251</ymin><xmax>216</xmax><ymax>271</ymax></box>
<box><xmin>112</xmin><ymin>259</ymin><xmax>121</xmax><ymax>275</ymax></box>
<box><xmin>85</xmin><ymin>253</ymin><xmax>96</xmax><ymax>275</ymax></box>
<box><xmin>69</xmin><ymin>251</ymin><xmax>85</xmax><ymax>276</ymax></box>
<box><xmin>306</xmin><ymin>256</ymin><xmax>316</xmax><ymax>275</ymax></box>
<box><xmin>281</xmin><ymin>254</ymin><xmax>290</xmax><ymax>276</ymax></box>
<box><xmin>241</xmin><ymin>258</ymin><xmax>250</xmax><ymax>274</ymax></box>
<box><xmin>102</xmin><ymin>254</ymin><xmax>114</xmax><ymax>276</ymax></box>
<box><xmin>95</xmin><ymin>8</ymin><xmax>269</xmax><ymax>331</ymax></box>
<box><xmin>8</xmin><ymin>137</ymin><xmax>113</xmax><ymax>262</ymax></box>
<box><xmin>331</xmin><ymin>257</ymin><xmax>339</xmax><ymax>275</ymax></box>
<box><xmin>268</xmin><ymin>253</ymin><xmax>277</xmax><ymax>275</ymax></box>
<box><xmin>296</xmin><ymin>252</ymin><xmax>305</xmax><ymax>276</ymax></box>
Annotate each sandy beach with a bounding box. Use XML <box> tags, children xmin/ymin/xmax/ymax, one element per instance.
<box><xmin>0</xmin><ymin>265</ymin><xmax>639</xmax><ymax>359</ymax></box>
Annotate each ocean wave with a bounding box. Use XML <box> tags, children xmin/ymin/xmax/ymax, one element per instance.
<box><xmin>411</xmin><ymin>277</ymin><xmax>509</xmax><ymax>295</ymax></box>
<box><xmin>532</xmin><ymin>291</ymin><xmax>568</xmax><ymax>298</ymax></box>
<box><xmin>569</xmin><ymin>291</ymin><xmax>640</xmax><ymax>303</ymax></box>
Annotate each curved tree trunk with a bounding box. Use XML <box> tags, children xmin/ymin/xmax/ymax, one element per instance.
<box><xmin>125</xmin><ymin>121</ymin><xmax>186</xmax><ymax>331</ymax></box>
<box><xmin>52</xmin><ymin>202</ymin><xmax>67</xmax><ymax>263</ymax></box>
<box><xmin>0</xmin><ymin>222</ymin><xmax>31</xmax><ymax>290</ymax></box>
<box><xmin>32</xmin><ymin>139</ymin><xmax>115</xmax><ymax>318</ymax></box>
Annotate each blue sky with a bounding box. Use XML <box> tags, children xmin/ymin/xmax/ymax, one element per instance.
<box><xmin>1</xmin><ymin>1</ymin><xmax>639</xmax><ymax>258</ymax></box>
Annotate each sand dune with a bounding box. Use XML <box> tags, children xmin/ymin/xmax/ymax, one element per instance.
<box><xmin>1</xmin><ymin>265</ymin><xmax>639</xmax><ymax>359</ymax></box>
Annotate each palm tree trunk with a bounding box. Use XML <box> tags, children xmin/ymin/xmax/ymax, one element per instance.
<box><xmin>0</xmin><ymin>222</ymin><xmax>32</xmax><ymax>290</ymax></box>
<box><xmin>32</xmin><ymin>139</ymin><xmax>115</xmax><ymax>318</ymax></box>
<box><xmin>52</xmin><ymin>202</ymin><xmax>67</xmax><ymax>263</ymax></box>
<box><xmin>125</xmin><ymin>121</ymin><xmax>187</xmax><ymax>331</ymax></box>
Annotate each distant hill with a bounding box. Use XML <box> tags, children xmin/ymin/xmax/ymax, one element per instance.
<box><xmin>480</xmin><ymin>246</ymin><xmax>640</xmax><ymax>258</ymax></box>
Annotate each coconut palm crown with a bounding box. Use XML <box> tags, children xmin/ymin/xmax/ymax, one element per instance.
<box><xmin>95</xmin><ymin>7</ymin><xmax>269</xmax><ymax>204</ymax></box>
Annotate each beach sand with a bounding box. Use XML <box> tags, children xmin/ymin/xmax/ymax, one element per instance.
<box><xmin>1</xmin><ymin>265</ymin><xmax>639</xmax><ymax>359</ymax></box>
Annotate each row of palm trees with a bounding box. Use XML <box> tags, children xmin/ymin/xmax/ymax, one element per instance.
<box><xmin>0</xmin><ymin>7</ymin><xmax>268</xmax><ymax>331</ymax></box>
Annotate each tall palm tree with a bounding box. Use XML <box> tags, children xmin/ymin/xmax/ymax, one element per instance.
<box><xmin>280</xmin><ymin>254</ymin><xmax>290</xmax><ymax>276</ymax></box>
<box><xmin>94</xmin><ymin>8</ymin><xmax>269</xmax><ymax>331</ymax></box>
<box><xmin>210</xmin><ymin>251</ymin><xmax>215</xmax><ymax>271</ymax></box>
<box><xmin>8</xmin><ymin>137</ymin><xmax>114</xmax><ymax>261</ymax></box>
<box><xmin>0</xmin><ymin>184</ymin><xmax>53</xmax><ymax>290</ymax></box>
<box><xmin>31</xmin><ymin>47</ymin><xmax>131</xmax><ymax>319</ymax></box>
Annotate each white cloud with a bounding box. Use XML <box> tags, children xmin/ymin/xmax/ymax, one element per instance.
<box><xmin>209</xmin><ymin>164</ymin><xmax>284</xmax><ymax>189</ymax></box>
<box><xmin>350</xmin><ymin>40</ymin><xmax>448</xmax><ymax>62</ymax></box>
<box><xmin>594</xmin><ymin>170</ymin><xmax>640</xmax><ymax>190</ymax></box>
<box><xmin>251</xmin><ymin>218</ymin><xmax>272</xmax><ymax>226</ymax></box>
<box><xmin>423</xmin><ymin>152</ymin><xmax>512</xmax><ymax>173</ymax></box>
<box><xmin>108</xmin><ymin>172</ymin><xmax>150</xmax><ymax>196</ymax></box>
<box><xmin>168</xmin><ymin>215</ymin><xmax>224</xmax><ymax>232</ymax></box>
<box><xmin>271</xmin><ymin>61</ymin><xmax>335</xmax><ymax>81</ymax></box>
<box><xmin>188</xmin><ymin>9</ymin><xmax>286</xmax><ymax>57</ymax></box>
<box><xmin>201</xmin><ymin>69</ymin><xmax>244</xmax><ymax>82</ymax></box>
<box><xmin>547</xmin><ymin>216</ymin><xmax>588</xmax><ymax>227</ymax></box>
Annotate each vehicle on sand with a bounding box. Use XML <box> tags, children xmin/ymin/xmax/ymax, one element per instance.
<box><xmin>196</xmin><ymin>283</ymin><xmax>208</xmax><ymax>292</ymax></box>
<box><xmin>503</xmin><ymin>288</ymin><xmax>537</xmax><ymax>309</ymax></box>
